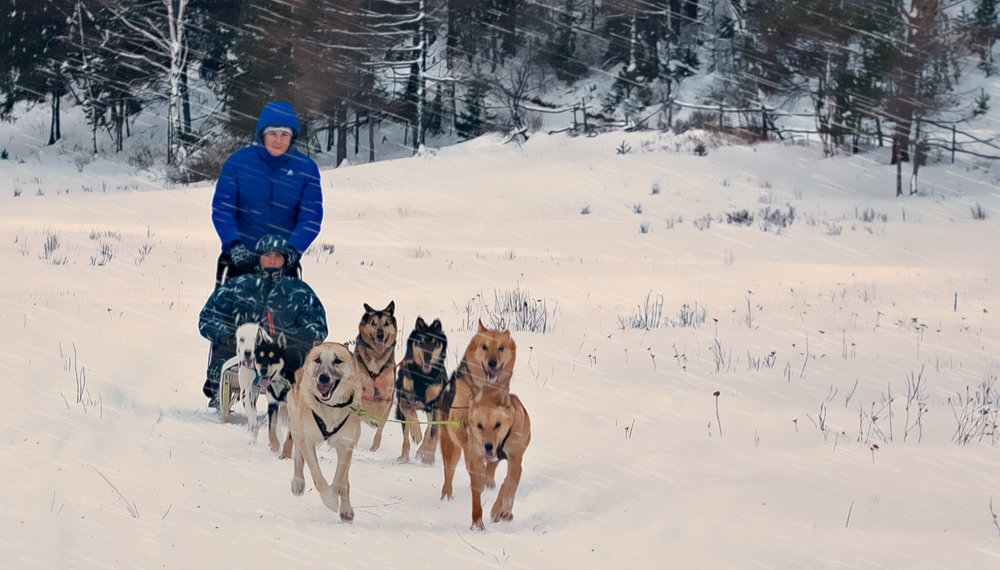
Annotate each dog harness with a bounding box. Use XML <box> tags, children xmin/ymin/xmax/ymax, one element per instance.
<box><xmin>496</xmin><ymin>429</ymin><xmax>511</xmax><ymax>461</ymax></box>
<box><xmin>359</xmin><ymin>361</ymin><xmax>394</xmax><ymax>403</ymax></box>
<box><xmin>311</xmin><ymin>411</ymin><xmax>350</xmax><ymax>439</ymax></box>
<box><xmin>397</xmin><ymin>358</ymin><xmax>450</xmax><ymax>411</ymax></box>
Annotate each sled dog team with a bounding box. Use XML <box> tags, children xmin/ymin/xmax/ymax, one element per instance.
<box><xmin>221</xmin><ymin>301</ymin><xmax>532</xmax><ymax>530</ymax></box>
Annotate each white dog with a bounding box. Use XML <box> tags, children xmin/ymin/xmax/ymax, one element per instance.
<box><xmin>219</xmin><ymin>322</ymin><xmax>271</xmax><ymax>438</ymax></box>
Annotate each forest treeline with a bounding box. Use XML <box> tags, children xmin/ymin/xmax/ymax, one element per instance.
<box><xmin>1</xmin><ymin>0</ymin><xmax>997</xmax><ymax>190</ymax></box>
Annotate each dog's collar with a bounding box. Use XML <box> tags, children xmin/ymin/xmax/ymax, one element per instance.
<box><xmin>314</xmin><ymin>392</ymin><xmax>354</xmax><ymax>409</ymax></box>
<box><xmin>312</xmin><ymin>410</ymin><xmax>350</xmax><ymax>439</ymax></box>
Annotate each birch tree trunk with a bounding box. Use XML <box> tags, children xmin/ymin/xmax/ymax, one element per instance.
<box><xmin>75</xmin><ymin>1</ymin><xmax>98</xmax><ymax>156</ymax></box>
<box><xmin>111</xmin><ymin>0</ymin><xmax>189</xmax><ymax>165</ymax></box>
<box><xmin>164</xmin><ymin>0</ymin><xmax>189</xmax><ymax>166</ymax></box>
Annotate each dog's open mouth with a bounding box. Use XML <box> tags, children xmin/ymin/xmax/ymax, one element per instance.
<box><xmin>316</xmin><ymin>373</ymin><xmax>340</xmax><ymax>400</ymax></box>
<box><xmin>421</xmin><ymin>360</ymin><xmax>433</xmax><ymax>374</ymax></box>
<box><xmin>482</xmin><ymin>362</ymin><xmax>504</xmax><ymax>384</ymax></box>
<box><xmin>255</xmin><ymin>370</ymin><xmax>274</xmax><ymax>390</ymax></box>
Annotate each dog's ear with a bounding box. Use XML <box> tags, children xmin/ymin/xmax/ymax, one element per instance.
<box><xmin>415</xmin><ymin>316</ymin><xmax>427</xmax><ymax>330</ymax></box>
<box><xmin>430</xmin><ymin>318</ymin><xmax>442</xmax><ymax>332</ymax></box>
<box><xmin>385</xmin><ymin>300</ymin><xmax>395</xmax><ymax>315</ymax></box>
<box><xmin>477</xmin><ymin>319</ymin><xmax>487</xmax><ymax>332</ymax></box>
<box><xmin>275</xmin><ymin>332</ymin><xmax>287</xmax><ymax>349</ymax></box>
<box><xmin>363</xmin><ymin>303</ymin><xmax>375</xmax><ymax>314</ymax></box>
<box><xmin>340</xmin><ymin>346</ymin><xmax>359</xmax><ymax>375</ymax></box>
<box><xmin>500</xmin><ymin>392</ymin><xmax>512</xmax><ymax>408</ymax></box>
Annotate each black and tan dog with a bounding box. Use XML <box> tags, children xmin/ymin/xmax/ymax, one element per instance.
<box><xmin>467</xmin><ymin>387</ymin><xmax>531</xmax><ymax>529</ymax></box>
<box><xmin>395</xmin><ymin>317</ymin><xmax>449</xmax><ymax>463</ymax></box>
<box><xmin>253</xmin><ymin>333</ymin><xmax>293</xmax><ymax>458</ymax></box>
<box><xmin>439</xmin><ymin>320</ymin><xmax>518</xmax><ymax>529</ymax></box>
<box><xmin>287</xmin><ymin>342</ymin><xmax>362</xmax><ymax>522</ymax></box>
<box><xmin>354</xmin><ymin>301</ymin><xmax>397</xmax><ymax>451</ymax></box>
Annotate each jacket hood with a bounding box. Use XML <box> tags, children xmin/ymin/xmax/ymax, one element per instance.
<box><xmin>255</xmin><ymin>234</ymin><xmax>294</xmax><ymax>258</ymax></box>
<box><xmin>255</xmin><ymin>102</ymin><xmax>301</xmax><ymax>143</ymax></box>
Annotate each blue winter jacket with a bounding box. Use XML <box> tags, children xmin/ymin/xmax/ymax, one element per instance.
<box><xmin>212</xmin><ymin>102</ymin><xmax>323</xmax><ymax>255</ymax></box>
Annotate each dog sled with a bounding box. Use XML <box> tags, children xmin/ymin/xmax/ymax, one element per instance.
<box><xmin>207</xmin><ymin>262</ymin><xmax>302</xmax><ymax>424</ymax></box>
<box><xmin>217</xmin><ymin>366</ymin><xmax>243</xmax><ymax>423</ymax></box>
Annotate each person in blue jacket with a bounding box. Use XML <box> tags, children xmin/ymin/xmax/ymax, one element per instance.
<box><xmin>199</xmin><ymin>235</ymin><xmax>328</xmax><ymax>407</ymax></box>
<box><xmin>211</xmin><ymin>101</ymin><xmax>323</xmax><ymax>286</ymax></box>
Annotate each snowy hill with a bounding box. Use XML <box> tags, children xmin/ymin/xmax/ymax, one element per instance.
<box><xmin>2</xmin><ymin>123</ymin><xmax>999</xmax><ymax>566</ymax></box>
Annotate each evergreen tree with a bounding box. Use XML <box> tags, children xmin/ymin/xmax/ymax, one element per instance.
<box><xmin>221</xmin><ymin>0</ymin><xmax>302</xmax><ymax>141</ymax></box>
<box><xmin>543</xmin><ymin>0</ymin><xmax>590</xmax><ymax>82</ymax></box>
<box><xmin>972</xmin><ymin>0</ymin><xmax>998</xmax><ymax>74</ymax></box>
<box><xmin>0</xmin><ymin>0</ymin><xmax>73</xmax><ymax>143</ymax></box>
<box><xmin>455</xmin><ymin>79</ymin><xmax>488</xmax><ymax>138</ymax></box>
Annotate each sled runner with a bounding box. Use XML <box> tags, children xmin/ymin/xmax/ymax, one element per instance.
<box><xmin>217</xmin><ymin>366</ymin><xmax>242</xmax><ymax>423</ymax></box>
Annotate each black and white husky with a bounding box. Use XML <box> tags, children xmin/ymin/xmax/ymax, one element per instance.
<box><xmin>254</xmin><ymin>333</ymin><xmax>293</xmax><ymax>457</ymax></box>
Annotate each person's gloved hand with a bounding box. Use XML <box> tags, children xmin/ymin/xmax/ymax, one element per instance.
<box><xmin>229</xmin><ymin>242</ymin><xmax>257</xmax><ymax>270</ymax></box>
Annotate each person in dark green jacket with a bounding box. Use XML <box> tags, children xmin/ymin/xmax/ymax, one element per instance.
<box><xmin>199</xmin><ymin>234</ymin><xmax>328</xmax><ymax>407</ymax></box>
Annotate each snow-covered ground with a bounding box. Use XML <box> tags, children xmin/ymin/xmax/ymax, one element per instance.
<box><xmin>2</xmin><ymin>107</ymin><xmax>1000</xmax><ymax>567</ymax></box>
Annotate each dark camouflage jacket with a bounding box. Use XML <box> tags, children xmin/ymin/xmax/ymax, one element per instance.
<box><xmin>198</xmin><ymin>272</ymin><xmax>328</xmax><ymax>365</ymax></box>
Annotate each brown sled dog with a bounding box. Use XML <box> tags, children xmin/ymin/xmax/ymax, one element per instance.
<box><xmin>287</xmin><ymin>342</ymin><xmax>362</xmax><ymax>521</ymax></box>
<box><xmin>395</xmin><ymin>317</ymin><xmax>449</xmax><ymax>463</ymax></box>
<box><xmin>467</xmin><ymin>388</ymin><xmax>531</xmax><ymax>530</ymax></box>
<box><xmin>354</xmin><ymin>301</ymin><xmax>397</xmax><ymax>451</ymax></box>
<box><xmin>439</xmin><ymin>320</ymin><xmax>517</xmax><ymax>529</ymax></box>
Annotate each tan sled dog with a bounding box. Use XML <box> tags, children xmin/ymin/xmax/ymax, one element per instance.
<box><xmin>287</xmin><ymin>342</ymin><xmax>362</xmax><ymax>522</ymax></box>
<box><xmin>440</xmin><ymin>320</ymin><xmax>517</xmax><ymax>529</ymax></box>
<box><xmin>466</xmin><ymin>388</ymin><xmax>531</xmax><ymax>529</ymax></box>
<box><xmin>354</xmin><ymin>301</ymin><xmax>397</xmax><ymax>451</ymax></box>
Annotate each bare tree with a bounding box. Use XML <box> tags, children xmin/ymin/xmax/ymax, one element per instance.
<box><xmin>107</xmin><ymin>0</ymin><xmax>190</xmax><ymax>165</ymax></box>
<box><xmin>71</xmin><ymin>0</ymin><xmax>101</xmax><ymax>156</ymax></box>
<box><xmin>492</xmin><ymin>50</ymin><xmax>538</xmax><ymax>138</ymax></box>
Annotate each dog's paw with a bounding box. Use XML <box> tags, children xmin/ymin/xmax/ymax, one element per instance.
<box><xmin>291</xmin><ymin>477</ymin><xmax>305</xmax><ymax>496</ymax></box>
<box><xmin>396</xmin><ymin>454</ymin><xmax>410</xmax><ymax>464</ymax></box>
<box><xmin>470</xmin><ymin>519</ymin><xmax>486</xmax><ymax>531</ymax></box>
<box><xmin>416</xmin><ymin>449</ymin><xmax>435</xmax><ymax>465</ymax></box>
<box><xmin>340</xmin><ymin>508</ymin><xmax>354</xmax><ymax>523</ymax></box>
<box><xmin>491</xmin><ymin>508</ymin><xmax>513</xmax><ymax>523</ymax></box>
<box><xmin>440</xmin><ymin>487</ymin><xmax>454</xmax><ymax>501</ymax></box>
<box><xmin>320</xmin><ymin>489</ymin><xmax>340</xmax><ymax>512</ymax></box>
